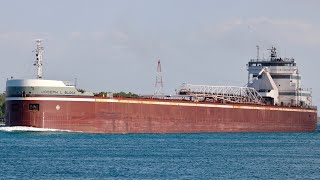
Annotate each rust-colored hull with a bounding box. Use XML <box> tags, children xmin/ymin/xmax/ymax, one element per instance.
<box><xmin>5</xmin><ymin>97</ymin><xmax>317</xmax><ymax>133</ymax></box>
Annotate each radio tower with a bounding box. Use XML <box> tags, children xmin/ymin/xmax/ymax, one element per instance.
<box><xmin>154</xmin><ymin>59</ymin><xmax>164</xmax><ymax>95</ymax></box>
<box><xmin>33</xmin><ymin>39</ymin><xmax>44</xmax><ymax>79</ymax></box>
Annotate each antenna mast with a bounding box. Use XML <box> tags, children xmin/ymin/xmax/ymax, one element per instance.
<box><xmin>256</xmin><ymin>45</ymin><xmax>260</xmax><ymax>60</ymax></box>
<box><xmin>34</xmin><ymin>39</ymin><xmax>44</xmax><ymax>79</ymax></box>
<box><xmin>154</xmin><ymin>59</ymin><xmax>164</xmax><ymax>95</ymax></box>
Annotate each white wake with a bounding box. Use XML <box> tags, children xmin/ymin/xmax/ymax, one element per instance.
<box><xmin>0</xmin><ymin>126</ymin><xmax>72</xmax><ymax>132</ymax></box>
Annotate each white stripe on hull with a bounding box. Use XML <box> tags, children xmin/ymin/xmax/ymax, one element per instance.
<box><xmin>6</xmin><ymin>97</ymin><xmax>96</xmax><ymax>102</ymax></box>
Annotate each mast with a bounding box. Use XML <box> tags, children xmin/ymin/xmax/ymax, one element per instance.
<box><xmin>256</xmin><ymin>45</ymin><xmax>260</xmax><ymax>60</ymax></box>
<box><xmin>34</xmin><ymin>39</ymin><xmax>44</xmax><ymax>79</ymax></box>
<box><xmin>154</xmin><ymin>59</ymin><xmax>164</xmax><ymax>95</ymax></box>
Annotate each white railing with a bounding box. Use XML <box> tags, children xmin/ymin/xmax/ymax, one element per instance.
<box><xmin>178</xmin><ymin>84</ymin><xmax>264</xmax><ymax>104</ymax></box>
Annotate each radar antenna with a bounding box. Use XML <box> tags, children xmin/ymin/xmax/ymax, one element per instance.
<box><xmin>33</xmin><ymin>39</ymin><xmax>44</xmax><ymax>79</ymax></box>
<box><xmin>154</xmin><ymin>59</ymin><xmax>164</xmax><ymax>95</ymax></box>
<box><xmin>268</xmin><ymin>46</ymin><xmax>277</xmax><ymax>61</ymax></box>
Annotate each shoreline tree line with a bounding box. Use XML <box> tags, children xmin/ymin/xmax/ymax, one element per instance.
<box><xmin>0</xmin><ymin>93</ymin><xmax>4</xmax><ymax>118</ymax></box>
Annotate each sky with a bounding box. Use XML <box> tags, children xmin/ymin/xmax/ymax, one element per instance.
<box><xmin>0</xmin><ymin>0</ymin><xmax>320</xmax><ymax>106</ymax></box>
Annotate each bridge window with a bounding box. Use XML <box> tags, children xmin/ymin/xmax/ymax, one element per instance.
<box><xmin>29</xmin><ymin>104</ymin><xmax>39</xmax><ymax>111</ymax></box>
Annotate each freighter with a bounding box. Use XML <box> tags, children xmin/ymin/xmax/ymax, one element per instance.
<box><xmin>5</xmin><ymin>41</ymin><xmax>317</xmax><ymax>133</ymax></box>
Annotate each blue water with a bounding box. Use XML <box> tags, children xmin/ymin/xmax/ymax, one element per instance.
<box><xmin>0</xmin><ymin>126</ymin><xmax>320</xmax><ymax>179</ymax></box>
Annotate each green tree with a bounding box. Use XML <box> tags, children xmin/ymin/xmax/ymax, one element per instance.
<box><xmin>95</xmin><ymin>91</ymin><xmax>139</xmax><ymax>98</ymax></box>
<box><xmin>0</xmin><ymin>93</ymin><xmax>5</xmax><ymax>118</ymax></box>
<box><xmin>113</xmin><ymin>91</ymin><xmax>139</xmax><ymax>98</ymax></box>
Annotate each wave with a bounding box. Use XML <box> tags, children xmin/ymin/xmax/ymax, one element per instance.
<box><xmin>0</xmin><ymin>126</ymin><xmax>72</xmax><ymax>133</ymax></box>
